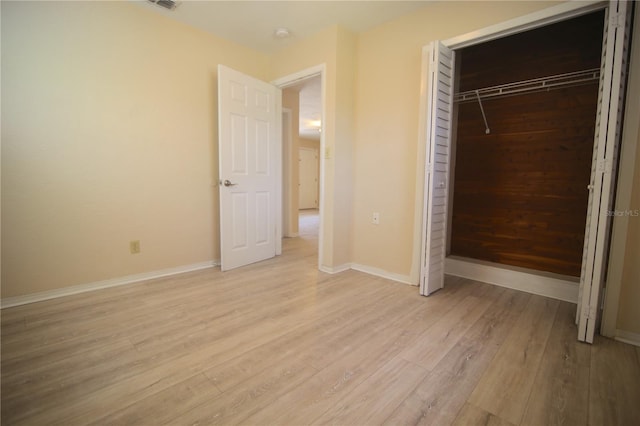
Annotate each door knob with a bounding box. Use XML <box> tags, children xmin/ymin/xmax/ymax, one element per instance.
<box><xmin>223</xmin><ymin>179</ymin><xmax>237</xmax><ymax>187</ymax></box>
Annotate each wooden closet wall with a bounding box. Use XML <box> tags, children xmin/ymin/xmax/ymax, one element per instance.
<box><xmin>450</xmin><ymin>11</ymin><xmax>605</xmax><ymax>277</ymax></box>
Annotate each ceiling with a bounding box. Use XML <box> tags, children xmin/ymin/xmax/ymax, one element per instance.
<box><xmin>135</xmin><ymin>1</ymin><xmax>430</xmax><ymax>54</ymax></box>
<box><xmin>135</xmin><ymin>1</ymin><xmax>430</xmax><ymax>142</ymax></box>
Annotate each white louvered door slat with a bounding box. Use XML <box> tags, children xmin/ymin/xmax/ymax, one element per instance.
<box><xmin>576</xmin><ymin>6</ymin><xmax>608</xmax><ymax>326</ymax></box>
<box><xmin>420</xmin><ymin>41</ymin><xmax>455</xmax><ymax>296</ymax></box>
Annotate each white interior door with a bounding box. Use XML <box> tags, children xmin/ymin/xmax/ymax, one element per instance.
<box><xmin>298</xmin><ymin>147</ymin><xmax>319</xmax><ymax>209</ymax></box>
<box><xmin>577</xmin><ymin>0</ymin><xmax>631</xmax><ymax>343</ymax></box>
<box><xmin>420</xmin><ymin>41</ymin><xmax>455</xmax><ymax>296</ymax></box>
<box><xmin>218</xmin><ymin>65</ymin><xmax>281</xmax><ymax>271</ymax></box>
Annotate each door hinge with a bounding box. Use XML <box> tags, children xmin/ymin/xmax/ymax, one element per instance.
<box><xmin>609</xmin><ymin>12</ymin><xmax>625</xmax><ymax>30</ymax></box>
<box><xmin>597</xmin><ymin>159</ymin><xmax>612</xmax><ymax>174</ymax></box>
<box><xmin>426</xmin><ymin>163</ymin><xmax>433</xmax><ymax>174</ymax></box>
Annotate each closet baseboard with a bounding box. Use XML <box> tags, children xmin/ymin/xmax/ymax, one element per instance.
<box><xmin>445</xmin><ymin>257</ymin><xmax>579</xmax><ymax>303</ymax></box>
<box><xmin>350</xmin><ymin>264</ymin><xmax>413</xmax><ymax>286</ymax></box>
<box><xmin>615</xmin><ymin>330</ymin><xmax>640</xmax><ymax>348</ymax></box>
<box><xmin>319</xmin><ymin>263</ymin><xmax>351</xmax><ymax>274</ymax></box>
<box><xmin>318</xmin><ymin>262</ymin><xmax>413</xmax><ymax>286</ymax></box>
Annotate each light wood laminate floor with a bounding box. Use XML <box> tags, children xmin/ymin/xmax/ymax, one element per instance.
<box><xmin>2</xmin><ymin>213</ymin><xmax>640</xmax><ymax>425</ymax></box>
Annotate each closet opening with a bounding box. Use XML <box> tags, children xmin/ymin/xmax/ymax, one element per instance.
<box><xmin>448</xmin><ymin>10</ymin><xmax>605</xmax><ymax>278</ymax></box>
<box><xmin>417</xmin><ymin>0</ymin><xmax>633</xmax><ymax>343</ymax></box>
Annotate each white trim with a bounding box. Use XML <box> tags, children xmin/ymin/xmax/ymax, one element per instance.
<box><xmin>275</xmin><ymin>85</ymin><xmax>283</xmax><ymax>256</ymax></box>
<box><xmin>443</xmin><ymin>1</ymin><xmax>606</xmax><ymax>49</ymax></box>
<box><xmin>271</xmin><ymin>64</ymin><xmax>323</xmax><ymax>88</ymax></box>
<box><xmin>445</xmin><ymin>257</ymin><xmax>579</xmax><ymax>303</ymax></box>
<box><xmin>615</xmin><ymin>330</ymin><xmax>640</xmax><ymax>347</ymax></box>
<box><xmin>272</xmin><ymin>64</ymin><xmax>327</xmax><ymax>272</ymax></box>
<box><xmin>351</xmin><ymin>264</ymin><xmax>413</xmax><ymax>286</ymax></box>
<box><xmin>0</xmin><ymin>261</ymin><xmax>218</xmax><ymax>309</ymax></box>
<box><xmin>319</xmin><ymin>263</ymin><xmax>351</xmax><ymax>274</ymax></box>
<box><xmin>318</xmin><ymin>262</ymin><xmax>413</xmax><ymax>286</ymax></box>
<box><xmin>281</xmin><ymin>107</ymin><xmax>295</xmax><ymax>238</ymax></box>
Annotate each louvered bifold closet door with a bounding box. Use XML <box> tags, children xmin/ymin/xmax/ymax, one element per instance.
<box><xmin>420</xmin><ymin>41</ymin><xmax>455</xmax><ymax>296</ymax></box>
<box><xmin>576</xmin><ymin>5</ymin><xmax>611</xmax><ymax>331</ymax></box>
<box><xmin>577</xmin><ymin>0</ymin><xmax>632</xmax><ymax>343</ymax></box>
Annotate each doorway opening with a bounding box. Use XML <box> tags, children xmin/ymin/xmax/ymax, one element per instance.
<box><xmin>273</xmin><ymin>66</ymin><xmax>326</xmax><ymax>268</ymax></box>
<box><xmin>416</xmin><ymin>1</ymin><xmax>633</xmax><ymax>343</ymax></box>
<box><xmin>449</xmin><ymin>11</ymin><xmax>604</xmax><ymax>278</ymax></box>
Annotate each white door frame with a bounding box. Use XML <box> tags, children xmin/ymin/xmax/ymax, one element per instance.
<box><xmin>282</xmin><ymin>107</ymin><xmax>295</xmax><ymax>237</ymax></box>
<box><xmin>272</xmin><ymin>64</ymin><xmax>327</xmax><ymax>269</ymax></box>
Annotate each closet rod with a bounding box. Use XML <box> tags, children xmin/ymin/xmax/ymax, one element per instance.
<box><xmin>454</xmin><ymin>68</ymin><xmax>600</xmax><ymax>103</ymax></box>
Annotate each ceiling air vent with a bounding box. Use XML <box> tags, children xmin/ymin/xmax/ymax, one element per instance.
<box><xmin>147</xmin><ymin>0</ymin><xmax>179</xmax><ymax>11</ymax></box>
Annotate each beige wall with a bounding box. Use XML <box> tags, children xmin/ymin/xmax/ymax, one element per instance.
<box><xmin>1</xmin><ymin>1</ymin><xmax>268</xmax><ymax>298</ymax></box>
<box><xmin>617</xmin><ymin>131</ymin><xmax>640</xmax><ymax>334</ymax></box>
<box><xmin>615</xmin><ymin>95</ymin><xmax>640</xmax><ymax>334</ymax></box>
<box><xmin>332</xmin><ymin>27</ymin><xmax>357</xmax><ymax>266</ymax></box>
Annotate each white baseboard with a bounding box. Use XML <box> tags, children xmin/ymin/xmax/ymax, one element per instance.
<box><xmin>319</xmin><ymin>263</ymin><xmax>351</xmax><ymax>274</ymax></box>
<box><xmin>615</xmin><ymin>329</ymin><xmax>640</xmax><ymax>347</ymax></box>
<box><xmin>319</xmin><ymin>262</ymin><xmax>413</xmax><ymax>286</ymax></box>
<box><xmin>1</xmin><ymin>260</ymin><xmax>218</xmax><ymax>309</ymax></box>
<box><xmin>445</xmin><ymin>257</ymin><xmax>579</xmax><ymax>303</ymax></box>
<box><xmin>350</xmin><ymin>263</ymin><xmax>413</xmax><ymax>285</ymax></box>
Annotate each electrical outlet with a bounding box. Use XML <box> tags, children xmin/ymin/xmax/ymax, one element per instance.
<box><xmin>372</xmin><ymin>212</ymin><xmax>380</xmax><ymax>225</ymax></box>
<box><xmin>130</xmin><ymin>240</ymin><xmax>141</xmax><ymax>254</ymax></box>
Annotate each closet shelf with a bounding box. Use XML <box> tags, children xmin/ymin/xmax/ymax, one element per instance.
<box><xmin>454</xmin><ymin>68</ymin><xmax>601</xmax><ymax>103</ymax></box>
